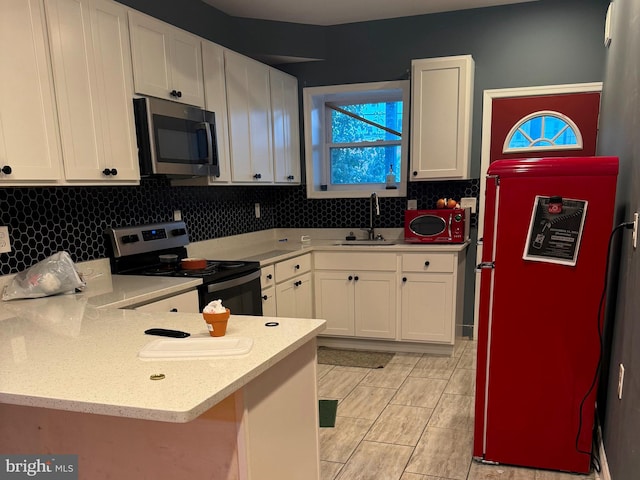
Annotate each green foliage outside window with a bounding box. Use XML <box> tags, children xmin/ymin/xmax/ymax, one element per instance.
<box><xmin>329</xmin><ymin>102</ymin><xmax>403</xmax><ymax>185</ymax></box>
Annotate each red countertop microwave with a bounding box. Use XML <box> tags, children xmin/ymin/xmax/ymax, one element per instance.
<box><xmin>404</xmin><ymin>209</ymin><xmax>470</xmax><ymax>243</ymax></box>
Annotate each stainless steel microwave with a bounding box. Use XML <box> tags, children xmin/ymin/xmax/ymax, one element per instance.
<box><xmin>133</xmin><ymin>97</ymin><xmax>219</xmax><ymax>178</ymax></box>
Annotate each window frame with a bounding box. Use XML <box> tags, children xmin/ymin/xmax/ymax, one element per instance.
<box><xmin>303</xmin><ymin>81</ymin><xmax>409</xmax><ymax>199</ymax></box>
<box><xmin>502</xmin><ymin>110</ymin><xmax>583</xmax><ymax>154</ymax></box>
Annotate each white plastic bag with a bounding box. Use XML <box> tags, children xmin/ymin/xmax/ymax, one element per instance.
<box><xmin>2</xmin><ymin>251</ymin><xmax>86</xmax><ymax>301</ymax></box>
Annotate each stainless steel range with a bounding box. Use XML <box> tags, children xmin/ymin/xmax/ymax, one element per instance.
<box><xmin>105</xmin><ymin>221</ymin><xmax>262</xmax><ymax>315</ymax></box>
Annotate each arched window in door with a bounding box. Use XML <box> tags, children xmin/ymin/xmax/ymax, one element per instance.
<box><xmin>502</xmin><ymin>110</ymin><xmax>582</xmax><ymax>153</ymax></box>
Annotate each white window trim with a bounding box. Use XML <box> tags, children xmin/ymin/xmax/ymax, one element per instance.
<box><xmin>502</xmin><ymin>110</ymin><xmax>583</xmax><ymax>153</ymax></box>
<box><xmin>303</xmin><ymin>80</ymin><xmax>409</xmax><ymax>199</ymax></box>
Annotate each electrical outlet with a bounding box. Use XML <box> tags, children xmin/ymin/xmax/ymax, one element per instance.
<box><xmin>0</xmin><ymin>225</ymin><xmax>11</xmax><ymax>254</ymax></box>
<box><xmin>173</xmin><ymin>210</ymin><xmax>182</xmax><ymax>221</ymax></box>
<box><xmin>407</xmin><ymin>199</ymin><xmax>417</xmax><ymax>210</ymax></box>
<box><xmin>633</xmin><ymin>212</ymin><xmax>638</xmax><ymax>249</ymax></box>
<box><xmin>255</xmin><ymin>203</ymin><xmax>261</xmax><ymax>218</ymax></box>
<box><xmin>460</xmin><ymin>197</ymin><xmax>477</xmax><ymax>214</ymax></box>
<box><xmin>618</xmin><ymin>363</ymin><xmax>625</xmax><ymax>400</ymax></box>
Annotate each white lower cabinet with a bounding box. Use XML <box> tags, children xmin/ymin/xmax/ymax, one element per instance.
<box><xmin>401</xmin><ymin>273</ymin><xmax>453</xmax><ymax>342</ymax></box>
<box><xmin>314</xmin><ymin>249</ymin><xmax>465</xmax><ymax>346</ymax></box>
<box><xmin>314</xmin><ymin>252</ymin><xmax>397</xmax><ymax>339</ymax></box>
<box><xmin>400</xmin><ymin>252</ymin><xmax>464</xmax><ymax>344</ymax></box>
<box><xmin>276</xmin><ymin>271</ymin><xmax>313</xmax><ymax>318</ymax></box>
<box><xmin>273</xmin><ymin>254</ymin><xmax>313</xmax><ymax>318</ymax></box>
<box><xmin>132</xmin><ymin>290</ymin><xmax>200</xmax><ymax>313</ymax></box>
<box><xmin>261</xmin><ymin>286</ymin><xmax>277</xmax><ymax>317</ymax></box>
<box><xmin>260</xmin><ymin>265</ymin><xmax>277</xmax><ymax>316</ymax></box>
<box><xmin>315</xmin><ymin>270</ymin><xmax>396</xmax><ymax>339</ymax></box>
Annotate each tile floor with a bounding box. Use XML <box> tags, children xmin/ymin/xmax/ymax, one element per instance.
<box><xmin>317</xmin><ymin>338</ymin><xmax>598</xmax><ymax>480</ymax></box>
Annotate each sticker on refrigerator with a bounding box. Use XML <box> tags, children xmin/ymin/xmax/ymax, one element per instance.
<box><xmin>523</xmin><ymin>196</ymin><xmax>588</xmax><ymax>266</ymax></box>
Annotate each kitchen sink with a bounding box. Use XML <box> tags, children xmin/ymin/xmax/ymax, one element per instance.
<box><xmin>333</xmin><ymin>240</ymin><xmax>397</xmax><ymax>246</ymax></box>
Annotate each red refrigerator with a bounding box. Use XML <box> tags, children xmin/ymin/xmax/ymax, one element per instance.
<box><xmin>473</xmin><ymin>156</ymin><xmax>618</xmax><ymax>473</ymax></box>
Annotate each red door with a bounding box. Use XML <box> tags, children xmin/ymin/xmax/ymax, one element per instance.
<box><xmin>490</xmin><ymin>91</ymin><xmax>600</xmax><ymax>163</ymax></box>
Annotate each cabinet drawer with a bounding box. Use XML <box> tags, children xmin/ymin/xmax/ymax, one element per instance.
<box><xmin>314</xmin><ymin>252</ymin><xmax>397</xmax><ymax>272</ymax></box>
<box><xmin>275</xmin><ymin>254</ymin><xmax>311</xmax><ymax>282</ymax></box>
<box><xmin>402</xmin><ymin>253</ymin><xmax>454</xmax><ymax>273</ymax></box>
<box><xmin>133</xmin><ymin>290</ymin><xmax>199</xmax><ymax>313</ymax></box>
<box><xmin>261</xmin><ymin>265</ymin><xmax>275</xmax><ymax>288</ymax></box>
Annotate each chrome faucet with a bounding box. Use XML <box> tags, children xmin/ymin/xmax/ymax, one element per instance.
<box><xmin>363</xmin><ymin>192</ymin><xmax>380</xmax><ymax>240</ymax></box>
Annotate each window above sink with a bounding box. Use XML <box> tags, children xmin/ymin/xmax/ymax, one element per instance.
<box><xmin>303</xmin><ymin>81</ymin><xmax>409</xmax><ymax>199</ymax></box>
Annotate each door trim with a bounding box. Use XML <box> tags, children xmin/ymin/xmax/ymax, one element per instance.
<box><xmin>473</xmin><ymin>82</ymin><xmax>602</xmax><ymax>340</ymax></box>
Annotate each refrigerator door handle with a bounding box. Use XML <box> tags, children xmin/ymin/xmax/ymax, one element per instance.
<box><xmin>475</xmin><ymin>262</ymin><xmax>495</xmax><ymax>272</ymax></box>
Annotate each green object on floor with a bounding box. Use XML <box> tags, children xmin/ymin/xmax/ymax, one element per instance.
<box><xmin>317</xmin><ymin>347</ymin><xmax>394</xmax><ymax>368</ymax></box>
<box><xmin>319</xmin><ymin>399</ymin><xmax>338</xmax><ymax>428</ymax></box>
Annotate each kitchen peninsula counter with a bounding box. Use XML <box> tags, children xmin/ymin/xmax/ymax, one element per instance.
<box><xmin>0</xmin><ymin>282</ymin><xmax>326</xmax><ymax>479</ymax></box>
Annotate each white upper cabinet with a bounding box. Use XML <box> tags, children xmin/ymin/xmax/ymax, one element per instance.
<box><xmin>270</xmin><ymin>68</ymin><xmax>301</xmax><ymax>184</ymax></box>
<box><xmin>202</xmin><ymin>40</ymin><xmax>231</xmax><ymax>183</ymax></box>
<box><xmin>0</xmin><ymin>0</ymin><xmax>62</xmax><ymax>184</ymax></box>
<box><xmin>410</xmin><ymin>55</ymin><xmax>474</xmax><ymax>180</ymax></box>
<box><xmin>224</xmin><ymin>50</ymin><xmax>274</xmax><ymax>183</ymax></box>
<box><xmin>46</xmin><ymin>0</ymin><xmax>139</xmax><ymax>183</ymax></box>
<box><xmin>128</xmin><ymin>10</ymin><xmax>205</xmax><ymax>108</ymax></box>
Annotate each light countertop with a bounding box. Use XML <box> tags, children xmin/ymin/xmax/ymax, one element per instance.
<box><xmin>0</xmin><ymin>264</ymin><xmax>325</xmax><ymax>423</ymax></box>
<box><xmin>0</xmin><ymin>301</ymin><xmax>325</xmax><ymax>423</ymax></box>
<box><xmin>187</xmin><ymin>228</ymin><xmax>470</xmax><ymax>267</ymax></box>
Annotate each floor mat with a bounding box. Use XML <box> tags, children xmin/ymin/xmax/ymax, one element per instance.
<box><xmin>319</xmin><ymin>399</ymin><xmax>338</xmax><ymax>428</ymax></box>
<box><xmin>317</xmin><ymin>347</ymin><xmax>394</xmax><ymax>369</ymax></box>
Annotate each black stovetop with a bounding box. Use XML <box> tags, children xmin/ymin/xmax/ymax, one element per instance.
<box><xmin>105</xmin><ymin>221</ymin><xmax>260</xmax><ymax>285</ymax></box>
<box><xmin>124</xmin><ymin>258</ymin><xmax>259</xmax><ymax>284</ymax></box>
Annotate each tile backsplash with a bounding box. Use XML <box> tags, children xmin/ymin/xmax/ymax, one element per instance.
<box><xmin>0</xmin><ymin>178</ymin><xmax>478</xmax><ymax>275</ymax></box>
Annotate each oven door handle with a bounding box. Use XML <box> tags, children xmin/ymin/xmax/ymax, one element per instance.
<box><xmin>206</xmin><ymin>270</ymin><xmax>261</xmax><ymax>294</ymax></box>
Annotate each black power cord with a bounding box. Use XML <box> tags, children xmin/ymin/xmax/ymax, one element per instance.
<box><xmin>575</xmin><ymin>221</ymin><xmax>635</xmax><ymax>460</ymax></box>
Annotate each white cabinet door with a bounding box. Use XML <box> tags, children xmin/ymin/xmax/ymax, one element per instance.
<box><xmin>170</xmin><ymin>29</ymin><xmax>205</xmax><ymax>108</ymax></box>
<box><xmin>133</xmin><ymin>290</ymin><xmax>200</xmax><ymax>313</ymax></box>
<box><xmin>276</xmin><ymin>272</ymin><xmax>313</xmax><ymax>318</ymax></box>
<box><xmin>261</xmin><ymin>286</ymin><xmax>277</xmax><ymax>317</ymax></box>
<box><xmin>224</xmin><ymin>50</ymin><xmax>273</xmax><ymax>183</ymax></box>
<box><xmin>400</xmin><ymin>273</ymin><xmax>454</xmax><ymax>343</ymax></box>
<box><xmin>270</xmin><ymin>68</ymin><xmax>300</xmax><ymax>184</ymax></box>
<box><xmin>354</xmin><ymin>272</ymin><xmax>397</xmax><ymax>339</ymax></box>
<box><xmin>128</xmin><ymin>11</ymin><xmax>204</xmax><ymax>107</ymax></box>
<box><xmin>314</xmin><ymin>271</ymin><xmax>354</xmax><ymax>336</ymax></box>
<box><xmin>410</xmin><ymin>55</ymin><xmax>474</xmax><ymax>180</ymax></box>
<box><xmin>0</xmin><ymin>0</ymin><xmax>62</xmax><ymax>184</ymax></box>
<box><xmin>294</xmin><ymin>272</ymin><xmax>313</xmax><ymax>319</ymax></box>
<box><xmin>46</xmin><ymin>0</ymin><xmax>139</xmax><ymax>183</ymax></box>
<box><xmin>202</xmin><ymin>40</ymin><xmax>231</xmax><ymax>183</ymax></box>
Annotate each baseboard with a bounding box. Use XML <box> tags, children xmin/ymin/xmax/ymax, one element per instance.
<box><xmin>596</xmin><ymin>421</ymin><xmax>612</xmax><ymax>480</ymax></box>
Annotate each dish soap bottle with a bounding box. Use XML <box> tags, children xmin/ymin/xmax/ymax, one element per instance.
<box><xmin>385</xmin><ymin>165</ymin><xmax>397</xmax><ymax>189</ymax></box>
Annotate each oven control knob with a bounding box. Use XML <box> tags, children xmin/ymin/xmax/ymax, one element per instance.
<box><xmin>454</xmin><ymin>214</ymin><xmax>462</xmax><ymax>222</ymax></box>
<box><xmin>171</xmin><ymin>228</ymin><xmax>187</xmax><ymax>236</ymax></box>
<box><xmin>121</xmin><ymin>234</ymin><xmax>139</xmax><ymax>244</ymax></box>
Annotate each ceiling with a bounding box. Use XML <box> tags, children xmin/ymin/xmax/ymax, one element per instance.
<box><xmin>201</xmin><ymin>0</ymin><xmax>539</xmax><ymax>26</ymax></box>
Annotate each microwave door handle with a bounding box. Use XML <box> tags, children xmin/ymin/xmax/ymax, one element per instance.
<box><xmin>198</xmin><ymin>122</ymin><xmax>219</xmax><ymax>177</ymax></box>
<box><xmin>448</xmin><ymin>214</ymin><xmax>452</xmax><ymax>238</ymax></box>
